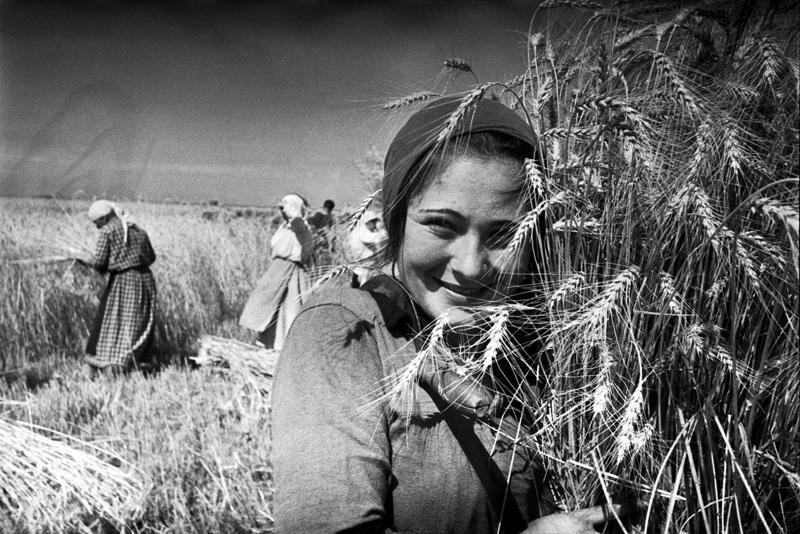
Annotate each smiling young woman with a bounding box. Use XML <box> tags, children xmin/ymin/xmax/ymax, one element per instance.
<box><xmin>270</xmin><ymin>96</ymin><xmax>630</xmax><ymax>533</ymax></box>
<box><xmin>398</xmin><ymin>142</ymin><xmax>531</xmax><ymax>326</ymax></box>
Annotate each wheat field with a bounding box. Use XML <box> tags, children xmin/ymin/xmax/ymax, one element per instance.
<box><xmin>1</xmin><ymin>198</ymin><xmax>278</xmax><ymax>532</ymax></box>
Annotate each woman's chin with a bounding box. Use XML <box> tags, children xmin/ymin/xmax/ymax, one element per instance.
<box><xmin>422</xmin><ymin>301</ymin><xmax>478</xmax><ymax>327</ymax></box>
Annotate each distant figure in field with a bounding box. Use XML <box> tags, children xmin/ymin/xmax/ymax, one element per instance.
<box><xmin>239</xmin><ymin>194</ymin><xmax>314</xmax><ymax>350</ymax></box>
<box><xmin>309</xmin><ymin>198</ymin><xmax>338</xmax><ymax>255</ymax></box>
<box><xmin>308</xmin><ymin>198</ymin><xmax>335</xmax><ymax>230</ymax></box>
<box><xmin>344</xmin><ymin>206</ymin><xmax>387</xmax><ymax>285</ymax></box>
<box><xmin>80</xmin><ymin>200</ymin><xmax>157</xmax><ymax>374</ymax></box>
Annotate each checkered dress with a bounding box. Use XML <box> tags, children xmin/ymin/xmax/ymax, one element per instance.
<box><xmin>85</xmin><ymin>218</ymin><xmax>157</xmax><ymax>368</ymax></box>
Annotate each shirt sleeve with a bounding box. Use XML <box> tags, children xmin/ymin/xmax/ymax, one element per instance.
<box><xmin>142</xmin><ymin>231</ymin><xmax>156</xmax><ymax>266</ymax></box>
<box><xmin>91</xmin><ymin>229</ymin><xmax>111</xmax><ymax>272</ymax></box>
<box><xmin>271</xmin><ymin>303</ymin><xmax>395</xmax><ymax>534</ymax></box>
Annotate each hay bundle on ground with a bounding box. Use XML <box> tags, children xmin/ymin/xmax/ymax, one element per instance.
<box><xmin>0</xmin><ymin>416</ymin><xmax>149</xmax><ymax>532</ymax></box>
<box><xmin>193</xmin><ymin>335</ymin><xmax>279</xmax><ymax>380</ymax></box>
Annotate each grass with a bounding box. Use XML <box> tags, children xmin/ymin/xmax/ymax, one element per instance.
<box><xmin>0</xmin><ymin>362</ymin><xmax>273</xmax><ymax>533</ymax></box>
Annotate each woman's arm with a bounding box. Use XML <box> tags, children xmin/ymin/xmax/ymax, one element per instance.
<box><xmin>141</xmin><ymin>230</ymin><xmax>156</xmax><ymax>266</ymax></box>
<box><xmin>288</xmin><ymin>217</ymin><xmax>314</xmax><ymax>265</ymax></box>
<box><xmin>271</xmin><ymin>303</ymin><xmax>393</xmax><ymax>534</ymax></box>
<box><xmin>90</xmin><ymin>229</ymin><xmax>111</xmax><ymax>272</ymax></box>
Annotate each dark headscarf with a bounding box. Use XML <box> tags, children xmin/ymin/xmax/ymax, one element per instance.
<box><xmin>381</xmin><ymin>95</ymin><xmax>541</xmax><ymax>259</ymax></box>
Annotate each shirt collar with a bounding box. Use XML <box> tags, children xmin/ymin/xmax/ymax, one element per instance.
<box><xmin>360</xmin><ymin>274</ymin><xmax>431</xmax><ymax>343</ymax></box>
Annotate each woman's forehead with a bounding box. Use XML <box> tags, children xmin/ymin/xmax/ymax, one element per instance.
<box><xmin>409</xmin><ymin>156</ymin><xmax>525</xmax><ymax>215</ymax></box>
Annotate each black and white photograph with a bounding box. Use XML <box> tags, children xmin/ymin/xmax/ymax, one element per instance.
<box><xmin>1</xmin><ymin>1</ymin><xmax>798</xmax><ymax>532</ymax></box>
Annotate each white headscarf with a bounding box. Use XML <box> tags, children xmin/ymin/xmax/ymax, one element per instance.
<box><xmin>87</xmin><ymin>199</ymin><xmax>136</xmax><ymax>243</ymax></box>
<box><xmin>280</xmin><ymin>194</ymin><xmax>307</xmax><ymax>219</ymax></box>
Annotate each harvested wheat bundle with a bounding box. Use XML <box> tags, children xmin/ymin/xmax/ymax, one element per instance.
<box><xmin>0</xmin><ymin>417</ymin><xmax>149</xmax><ymax>532</ymax></box>
<box><xmin>193</xmin><ymin>335</ymin><xmax>279</xmax><ymax>380</ymax></box>
<box><xmin>358</xmin><ymin>2</ymin><xmax>799</xmax><ymax>531</ymax></box>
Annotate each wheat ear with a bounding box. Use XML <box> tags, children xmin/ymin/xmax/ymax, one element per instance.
<box><xmin>652</xmin><ymin>51</ymin><xmax>703</xmax><ymax>117</ymax></box>
<box><xmin>435</xmin><ymin>84</ymin><xmax>493</xmax><ymax>146</ymax></box>
<box><xmin>381</xmin><ymin>92</ymin><xmax>440</xmax><ymax>110</ymax></box>
<box><xmin>347</xmin><ymin>189</ymin><xmax>382</xmax><ymax>234</ymax></box>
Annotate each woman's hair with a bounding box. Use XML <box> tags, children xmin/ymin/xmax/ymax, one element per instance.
<box><xmin>381</xmin><ymin>131</ymin><xmax>535</xmax><ymax>262</ymax></box>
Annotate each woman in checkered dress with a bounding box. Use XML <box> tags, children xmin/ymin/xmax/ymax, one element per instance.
<box><xmin>83</xmin><ymin>200</ymin><xmax>157</xmax><ymax>372</ymax></box>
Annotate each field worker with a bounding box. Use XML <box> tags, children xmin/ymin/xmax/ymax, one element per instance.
<box><xmin>271</xmin><ymin>97</ymin><xmax>636</xmax><ymax>533</ymax></box>
<box><xmin>344</xmin><ymin>206</ymin><xmax>387</xmax><ymax>285</ymax></box>
<box><xmin>308</xmin><ymin>198</ymin><xmax>336</xmax><ymax>230</ymax></box>
<box><xmin>81</xmin><ymin>200</ymin><xmax>157</xmax><ymax>374</ymax></box>
<box><xmin>239</xmin><ymin>193</ymin><xmax>314</xmax><ymax>350</ymax></box>
<box><xmin>309</xmin><ymin>198</ymin><xmax>338</xmax><ymax>255</ymax></box>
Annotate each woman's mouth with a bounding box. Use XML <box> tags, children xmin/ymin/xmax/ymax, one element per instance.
<box><xmin>433</xmin><ymin>278</ymin><xmax>488</xmax><ymax>298</ymax></box>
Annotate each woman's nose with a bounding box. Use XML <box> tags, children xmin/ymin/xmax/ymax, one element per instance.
<box><xmin>450</xmin><ymin>234</ymin><xmax>489</xmax><ymax>280</ymax></box>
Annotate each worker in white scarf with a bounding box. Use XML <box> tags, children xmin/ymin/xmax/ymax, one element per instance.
<box><xmin>87</xmin><ymin>199</ymin><xmax>136</xmax><ymax>244</ymax></box>
<box><xmin>83</xmin><ymin>199</ymin><xmax>157</xmax><ymax>373</ymax></box>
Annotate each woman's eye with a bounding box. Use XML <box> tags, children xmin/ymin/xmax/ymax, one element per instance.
<box><xmin>425</xmin><ymin>218</ymin><xmax>456</xmax><ymax>236</ymax></box>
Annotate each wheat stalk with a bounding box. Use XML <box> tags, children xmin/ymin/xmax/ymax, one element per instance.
<box><xmin>592</xmin><ymin>342</ymin><xmax>614</xmax><ymax>416</ymax></box>
<box><xmin>567</xmin><ymin>267</ymin><xmax>640</xmax><ymax>332</ymax></box>
<box><xmin>443</xmin><ymin>57</ymin><xmax>473</xmax><ymax>73</ymax></box>
<box><xmin>381</xmin><ymin>91</ymin><xmax>440</xmax><ymax>110</ymax></box>
<box><xmin>615</xmin><ymin>380</ymin><xmax>645</xmax><ymax>464</ymax></box>
<box><xmin>541</xmin><ymin>126</ymin><xmax>600</xmax><ymax>140</ymax></box>
<box><xmin>346</xmin><ymin>189</ymin><xmax>382</xmax><ymax>234</ymax></box>
<box><xmin>308</xmin><ymin>265</ymin><xmax>353</xmax><ymax>293</ymax></box>
<box><xmin>752</xmin><ymin>197</ymin><xmax>799</xmax><ymax>276</ymax></box>
<box><xmin>540</xmin><ymin>0</ymin><xmax>604</xmax><ymax>10</ymax></box>
<box><xmin>524</xmin><ymin>157</ymin><xmax>546</xmax><ymax>200</ymax></box>
<box><xmin>755</xmin><ymin>36</ymin><xmax>786</xmax><ymax>89</ymax></box>
<box><xmin>478</xmin><ymin>308</ymin><xmax>510</xmax><ymax>374</ymax></box>
<box><xmin>434</xmin><ymin>84</ymin><xmax>494</xmax><ymax>146</ymax></box>
<box><xmin>687</xmin><ymin>120</ymin><xmax>714</xmax><ymax>180</ymax></box>
<box><xmin>652</xmin><ymin>51</ymin><xmax>703</xmax><ymax>118</ymax></box>
<box><xmin>721</xmin><ymin>118</ymin><xmax>745</xmax><ymax>178</ymax></box>
<box><xmin>657</xmin><ymin>271</ymin><xmax>684</xmax><ymax>316</ymax></box>
<box><xmin>547</xmin><ymin>272</ymin><xmax>586</xmax><ymax>310</ymax></box>
<box><xmin>384</xmin><ymin>314</ymin><xmax>449</xmax><ymax>416</ymax></box>
<box><xmin>501</xmin><ymin>191</ymin><xmax>567</xmax><ymax>268</ymax></box>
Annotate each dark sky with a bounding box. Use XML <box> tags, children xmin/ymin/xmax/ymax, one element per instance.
<box><xmin>0</xmin><ymin>0</ymin><xmax>543</xmax><ymax>206</ymax></box>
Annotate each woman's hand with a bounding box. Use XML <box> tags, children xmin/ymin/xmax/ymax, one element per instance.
<box><xmin>73</xmin><ymin>252</ymin><xmax>93</xmax><ymax>266</ymax></box>
<box><xmin>523</xmin><ymin>501</ymin><xmax>638</xmax><ymax>534</ymax></box>
<box><xmin>522</xmin><ymin>512</ymin><xmax>596</xmax><ymax>534</ymax></box>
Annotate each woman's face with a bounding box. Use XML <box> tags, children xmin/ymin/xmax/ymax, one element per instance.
<box><xmin>93</xmin><ymin>214</ymin><xmax>112</xmax><ymax>229</ymax></box>
<box><xmin>398</xmin><ymin>155</ymin><xmax>529</xmax><ymax>325</ymax></box>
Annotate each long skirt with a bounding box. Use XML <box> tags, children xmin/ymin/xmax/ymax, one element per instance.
<box><xmin>238</xmin><ymin>258</ymin><xmax>310</xmax><ymax>350</ymax></box>
<box><xmin>85</xmin><ymin>268</ymin><xmax>156</xmax><ymax>368</ymax></box>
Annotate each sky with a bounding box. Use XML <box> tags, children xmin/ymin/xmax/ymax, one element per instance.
<box><xmin>0</xmin><ymin>0</ymin><xmax>543</xmax><ymax>207</ymax></box>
